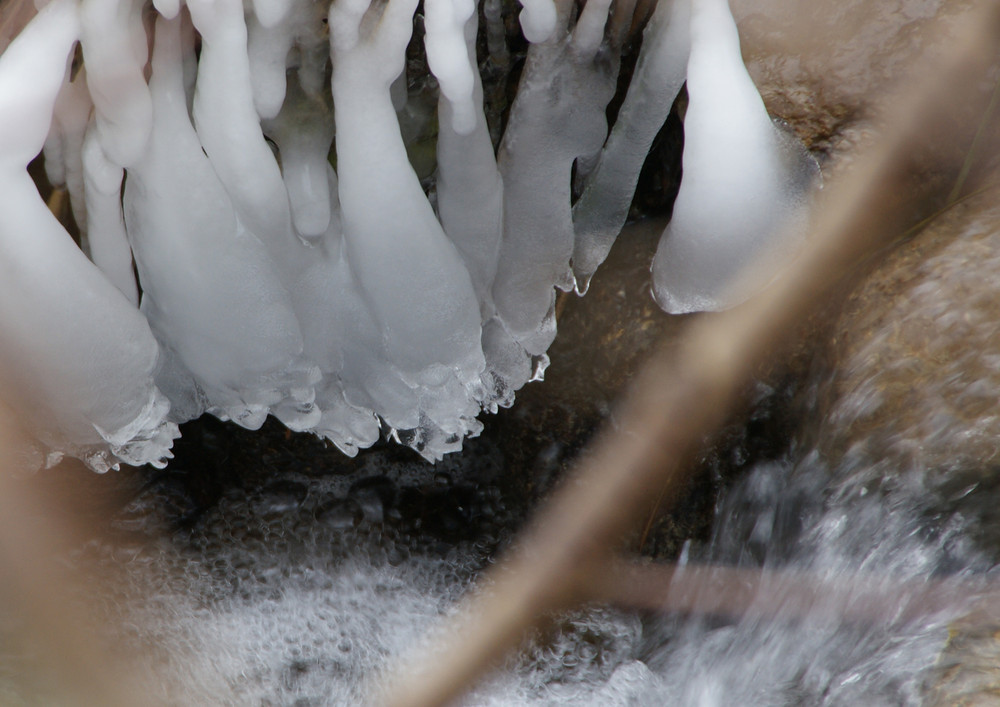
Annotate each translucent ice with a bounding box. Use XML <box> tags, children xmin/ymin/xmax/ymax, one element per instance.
<box><xmin>78</xmin><ymin>0</ymin><xmax>152</xmax><ymax>167</ymax></box>
<box><xmin>329</xmin><ymin>0</ymin><xmax>485</xmax><ymax>396</ymax></box>
<box><xmin>651</xmin><ymin>0</ymin><xmax>817</xmax><ymax>314</ymax></box>
<box><xmin>0</xmin><ymin>0</ymin><xmax>176</xmax><ymax>472</ymax></box>
<box><xmin>247</xmin><ymin>0</ymin><xmax>328</xmax><ymax>120</ymax></box>
<box><xmin>124</xmin><ymin>15</ymin><xmax>318</xmax><ymax>431</ymax></box>
<box><xmin>428</xmin><ymin>0</ymin><xmax>502</xmax><ymax>310</ymax></box>
<box><xmin>571</xmin><ymin>0</ymin><xmax>691</xmax><ymax>293</ymax></box>
<box><xmin>189</xmin><ymin>0</ymin><xmax>297</xmax><ymax>250</ymax></box>
<box><xmin>0</xmin><ymin>0</ymin><xmax>820</xmax><ymax>466</ymax></box>
<box><xmin>42</xmin><ymin>61</ymin><xmax>91</xmax><ymax>237</ymax></box>
<box><xmin>517</xmin><ymin>0</ymin><xmax>556</xmax><ymax>43</ymax></box>
<box><xmin>425</xmin><ymin>0</ymin><xmax>478</xmax><ymax>136</ymax></box>
<box><xmin>81</xmin><ymin>125</ymin><xmax>139</xmax><ymax>305</ymax></box>
<box><xmin>263</xmin><ymin>72</ymin><xmax>334</xmax><ymax>239</ymax></box>
<box><xmin>493</xmin><ymin>0</ymin><xmax>619</xmax><ymax>355</ymax></box>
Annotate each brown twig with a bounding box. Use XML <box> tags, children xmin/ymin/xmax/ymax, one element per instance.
<box><xmin>378</xmin><ymin>3</ymin><xmax>1000</xmax><ymax>705</ymax></box>
<box><xmin>593</xmin><ymin>559</ymin><xmax>986</xmax><ymax>626</ymax></box>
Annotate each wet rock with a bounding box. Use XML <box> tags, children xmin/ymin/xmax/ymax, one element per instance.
<box><xmin>732</xmin><ymin>0</ymin><xmax>976</xmax><ymax>151</ymax></box>
<box><xmin>805</xmin><ymin>180</ymin><xmax>1000</xmax><ymax>486</ymax></box>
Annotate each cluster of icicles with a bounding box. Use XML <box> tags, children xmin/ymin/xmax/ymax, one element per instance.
<box><xmin>0</xmin><ymin>0</ymin><xmax>816</xmax><ymax>472</ymax></box>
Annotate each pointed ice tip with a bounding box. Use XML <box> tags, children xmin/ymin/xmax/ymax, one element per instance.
<box><xmin>572</xmin><ymin>271</ymin><xmax>592</xmax><ymax>296</ymax></box>
<box><xmin>651</xmin><ymin>279</ymin><xmax>717</xmax><ymax>315</ymax></box>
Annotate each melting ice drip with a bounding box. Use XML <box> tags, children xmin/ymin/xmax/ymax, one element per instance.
<box><xmin>0</xmin><ymin>0</ymin><xmax>816</xmax><ymax>472</ymax></box>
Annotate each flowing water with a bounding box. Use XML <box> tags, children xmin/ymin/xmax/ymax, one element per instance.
<box><xmin>5</xmin><ymin>398</ymin><xmax>993</xmax><ymax>706</ymax></box>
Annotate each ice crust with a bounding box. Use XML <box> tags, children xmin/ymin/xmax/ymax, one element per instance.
<box><xmin>0</xmin><ymin>0</ymin><xmax>816</xmax><ymax>468</ymax></box>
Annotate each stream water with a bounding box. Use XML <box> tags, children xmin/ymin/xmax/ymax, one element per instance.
<box><xmin>8</xmin><ymin>403</ymin><xmax>986</xmax><ymax>707</ymax></box>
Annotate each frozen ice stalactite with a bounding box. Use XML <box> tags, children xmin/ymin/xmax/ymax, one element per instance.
<box><xmin>124</xmin><ymin>14</ymin><xmax>317</xmax><ymax>432</ymax></box>
<box><xmin>263</xmin><ymin>73</ymin><xmax>334</xmax><ymax>239</ymax></box>
<box><xmin>571</xmin><ymin>0</ymin><xmax>690</xmax><ymax>293</ymax></box>
<box><xmin>0</xmin><ymin>0</ymin><xmax>176</xmax><ymax>472</ymax></box>
<box><xmin>188</xmin><ymin>0</ymin><xmax>298</xmax><ymax>251</ymax></box>
<box><xmin>82</xmin><ymin>127</ymin><xmax>139</xmax><ymax>305</ymax></box>
<box><xmin>651</xmin><ymin>0</ymin><xmax>818</xmax><ymax>314</ymax></box>
<box><xmin>426</xmin><ymin>0</ymin><xmax>519</xmax><ymax>407</ymax></box>
<box><xmin>492</xmin><ymin>0</ymin><xmax>619</xmax><ymax>362</ymax></box>
<box><xmin>0</xmin><ymin>0</ymin><xmax>820</xmax><ymax>469</ymax></box>
<box><xmin>79</xmin><ymin>0</ymin><xmax>152</xmax><ymax>168</ymax></box>
<box><xmin>329</xmin><ymin>0</ymin><xmax>487</xmax><ymax>456</ymax></box>
<box><xmin>42</xmin><ymin>62</ymin><xmax>91</xmax><ymax>241</ymax></box>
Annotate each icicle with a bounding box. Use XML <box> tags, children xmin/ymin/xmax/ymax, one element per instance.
<box><xmin>124</xmin><ymin>14</ymin><xmax>318</xmax><ymax>431</ymax></box>
<box><xmin>247</xmin><ymin>9</ymin><xmax>296</xmax><ymax>119</ymax></box>
<box><xmin>252</xmin><ymin>0</ymin><xmax>293</xmax><ymax>29</ymax></box>
<box><xmin>81</xmin><ymin>124</ymin><xmax>139</xmax><ymax>305</ymax></box>
<box><xmin>571</xmin><ymin>0</ymin><xmax>690</xmax><ymax>293</ymax></box>
<box><xmin>651</xmin><ymin>0</ymin><xmax>817</xmax><ymax>314</ymax></box>
<box><xmin>263</xmin><ymin>72</ymin><xmax>334</xmax><ymax>239</ymax></box>
<box><xmin>425</xmin><ymin>0</ymin><xmax>477</xmax><ymax>135</ymax></box>
<box><xmin>427</xmin><ymin>0</ymin><xmax>502</xmax><ymax>310</ymax></box>
<box><xmin>152</xmin><ymin>0</ymin><xmax>179</xmax><ymax>20</ymax></box>
<box><xmin>78</xmin><ymin>0</ymin><xmax>152</xmax><ymax>167</ymax></box>
<box><xmin>426</xmin><ymin>0</ymin><xmax>525</xmax><ymax>408</ymax></box>
<box><xmin>188</xmin><ymin>0</ymin><xmax>296</xmax><ymax>249</ymax></box>
<box><xmin>517</xmin><ymin>0</ymin><xmax>557</xmax><ymax>43</ymax></box>
<box><xmin>492</xmin><ymin>0</ymin><xmax>619</xmax><ymax>356</ymax></box>
<box><xmin>0</xmin><ymin>0</ymin><xmax>176</xmax><ymax>472</ymax></box>
<box><xmin>329</xmin><ymin>0</ymin><xmax>485</xmax><ymax>395</ymax></box>
<box><xmin>42</xmin><ymin>60</ymin><xmax>92</xmax><ymax>239</ymax></box>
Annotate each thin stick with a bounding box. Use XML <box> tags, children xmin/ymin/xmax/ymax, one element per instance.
<box><xmin>593</xmin><ymin>559</ymin><xmax>987</xmax><ymax>626</ymax></box>
<box><xmin>379</xmin><ymin>3</ymin><xmax>1000</xmax><ymax>705</ymax></box>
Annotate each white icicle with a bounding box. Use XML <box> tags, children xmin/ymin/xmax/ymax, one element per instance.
<box><xmin>329</xmin><ymin>0</ymin><xmax>485</xmax><ymax>393</ymax></box>
<box><xmin>79</xmin><ymin>0</ymin><xmax>152</xmax><ymax>167</ymax></box>
<box><xmin>42</xmin><ymin>61</ymin><xmax>92</xmax><ymax>238</ymax></box>
<box><xmin>252</xmin><ymin>0</ymin><xmax>293</xmax><ymax>29</ymax></box>
<box><xmin>0</xmin><ymin>0</ymin><xmax>176</xmax><ymax>472</ymax></box>
<box><xmin>247</xmin><ymin>9</ymin><xmax>296</xmax><ymax>119</ymax></box>
<box><xmin>189</xmin><ymin>0</ymin><xmax>296</xmax><ymax>249</ymax></box>
<box><xmin>428</xmin><ymin>0</ymin><xmax>502</xmax><ymax>312</ymax></box>
<box><xmin>517</xmin><ymin>0</ymin><xmax>556</xmax><ymax>43</ymax></box>
<box><xmin>263</xmin><ymin>72</ymin><xmax>334</xmax><ymax>239</ymax></box>
<box><xmin>651</xmin><ymin>0</ymin><xmax>817</xmax><ymax>314</ymax></box>
<box><xmin>424</xmin><ymin>0</ymin><xmax>477</xmax><ymax>136</ymax></box>
<box><xmin>572</xmin><ymin>0</ymin><xmax>690</xmax><ymax>292</ymax></box>
<box><xmin>492</xmin><ymin>0</ymin><xmax>618</xmax><ymax>355</ymax></box>
<box><xmin>125</xmin><ymin>14</ymin><xmax>318</xmax><ymax>431</ymax></box>
<box><xmin>152</xmin><ymin>0</ymin><xmax>180</xmax><ymax>19</ymax></box>
<box><xmin>82</xmin><ymin>123</ymin><xmax>139</xmax><ymax>305</ymax></box>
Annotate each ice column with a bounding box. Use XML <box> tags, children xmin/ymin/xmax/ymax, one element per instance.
<box><xmin>79</xmin><ymin>0</ymin><xmax>153</xmax><ymax>167</ymax></box>
<box><xmin>0</xmin><ymin>0</ymin><xmax>176</xmax><ymax>472</ymax></box>
<box><xmin>492</xmin><ymin>0</ymin><xmax>619</xmax><ymax>358</ymax></box>
<box><xmin>651</xmin><ymin>0</ymin><xmax>817</xmax><ymax>313</ymax></box>
<box><xmin>571</xmin><ymin>0</ymin><xmax>691</xmax><ymax>293</ymax></box>
<box><xmin>329</xmin><ymin>0</ymin><xmax>487</xmax><ymax>456</ymax></box>
<box><xmin>42</xmin><ymin>63</ymin><xmax>92</xmax><ymax>242</ymax></box>
<box><xmin>124</xmin><ymin>14</ymin><xmax>318</xmax><ymax>431</ymax></box>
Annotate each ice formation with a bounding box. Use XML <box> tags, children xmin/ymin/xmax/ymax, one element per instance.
<box><xmin>0</xmin><ymin>0</ymin><xmax>816</xmax><ymax>470</ymax></box>
<box><xmin>650</xmin><ymin>0</ymin><xmax>818</xmax><ymax>314</ymax></box>
<box><xmin>0</xmin><ymin>0</ymin><xmax>176</xmax><ymax>472</ymax></box>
